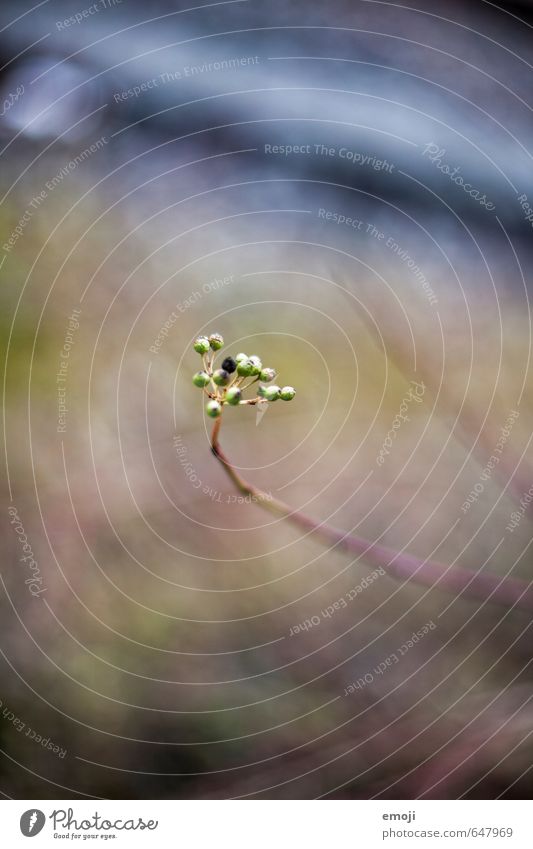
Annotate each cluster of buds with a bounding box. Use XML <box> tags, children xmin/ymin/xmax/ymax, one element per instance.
<box><xmin>192</xmin><ymin>333</ymin><xmax>296</xmax><ymax>418</ymax></box>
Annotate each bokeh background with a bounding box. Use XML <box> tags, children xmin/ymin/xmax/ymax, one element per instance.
<box><xmin>1</xmin><ymin>0</ymin><xmax>533</xmax><ymax>799</ymax></box>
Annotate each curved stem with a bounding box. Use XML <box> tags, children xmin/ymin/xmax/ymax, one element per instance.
<box><xmin>211</xmin><ymin>418</ymin><xmax>533</xmax><ymax>612</ymax></box>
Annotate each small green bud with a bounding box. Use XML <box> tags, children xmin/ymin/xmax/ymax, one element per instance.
<box><xmin>280</xmin><ymin>386</ymin><xmax>296</xmax><ymax>401</ymax></box>
<box><xmin>259</xmin><ymin>367</ymin><xmax>276</xmax><ymax>382</ymax></box>
<box><xmin>257</xmin><ymin>384</ymin><xmax>268</xmax><ymax>398</ymax></box>
<box><xmin>192</xmin><ymin>371</ymin><xmax>210</xmax><ymax>388</ymax></box>
<box><xmin>225</xmin><ymin>386</ymin><xmax>242</xmax><ymax>405</ymax></box>
<box><xmin>263</xmin><ymin>385</ymin><xmax>281</xmax><ymax>402</ymax></box>
<box><xmin>206</xmin><ymin>400</ymin><xmax>222</xmax><ymax>418</ymax></box>
<box><xmin>235</xmin><ymin>352</ymin><xmax>248</xmax><ymax>363</ymax></box>
<box><xmin>209</xmin><ymin>333</ymin><xmax>224</xmax><ymax>350</ymax></box>
<box><xmin>193</xmin><ymin>336</ymin><xmax>210</xmax><ymax>354</ymax></box>
<box><xmin>237</xmin><ymin>359</ymin><xmax>254</xmax><ymax>377</ymax></box>
<box><xmin>248</xmin><ymin>355</ymin><xmax>262</xmax><ymax>375</ymax></box>
<box><xmin>213</xmin><ymin>368</ymin><xmax>230</xmax><ymax>386</ymax></box>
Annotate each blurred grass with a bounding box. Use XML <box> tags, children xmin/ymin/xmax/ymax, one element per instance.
<box><xmin>1</xmin><ymin>170</ymin><xmax>533</xmax><ymax>800</ymax></box>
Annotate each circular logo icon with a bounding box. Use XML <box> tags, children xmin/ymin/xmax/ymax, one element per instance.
<box><xmin>20</xmin><ymin>810</ymin><xmax>46</xmax><ymax>837</ymax></box>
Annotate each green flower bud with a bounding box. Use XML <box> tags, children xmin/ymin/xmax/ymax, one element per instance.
<box><xmin>193</xmin><ymin>336</ymin><xmax>210</xmax><ymax>354</ymax></box>
<box><xmin>209</xmin><ymin>333</ymin><xmax>224</xmax><ymax>350</ymax></box>
<box><xmin>237</xmin><ymin>358</ymin><xmax>254</xmax><ymax>377</ymax></box>
<box><xmin>280</xmin><ymin>386</ymin><xmax>296</xmax><ymax>401</ymax></box>
<box><xmin>263</xmin><ymin>385</ymin><xmax>281</xmax><ymax>402</ymax></box>
<box><xmin>192</xmin><ymin>371</ymin><xmax>210</xmax><ymax>388</ymax></box>
<box><xmin>248</xmin><ymin>355</ymin><xmax>262</xmax><ymax>375</ymax></box>
<box><xmin>213</xmin><ymin>368</ymin><xmax>230</xmax><ymax>386</ymax></box>
<box><xmin>257</xmin><ymin>384</ymin><xmax>268</xmax><ymax>398</ymax></box>
<box><xmin>206</xmin><ymin>400</ymin><xmax>222</xmax><ymax>418</ymax></box>
<box><xmin>235</xmin><ymin>352</ymin><xmax>248</xmax><ymax>363</ymax></box>
<box><xmin>259</xmin><ymin>367</ymin><xmax>276</xmax><ymax>382</ymax></box>
<box><xmin>225</xmin><ymin>386</ymin><xmax>242</xmax><ymax>405</ymax></box>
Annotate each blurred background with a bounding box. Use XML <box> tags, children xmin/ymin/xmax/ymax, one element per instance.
<box><xmin>1</xmin><ymin>0</ymin><xmax>533</xmax><ymax>799</ymax></box>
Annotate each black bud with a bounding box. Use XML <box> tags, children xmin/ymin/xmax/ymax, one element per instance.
<box><xmin>221</xmin><ymin>356</ymin><xmax>237</xmax><ymax>373</ymax></box>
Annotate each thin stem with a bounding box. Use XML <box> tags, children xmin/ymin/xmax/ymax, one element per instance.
<box><xmin>210</xmin><ymin>418</ymin><xmax>533</xmax><ymax>612</ymax></box>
